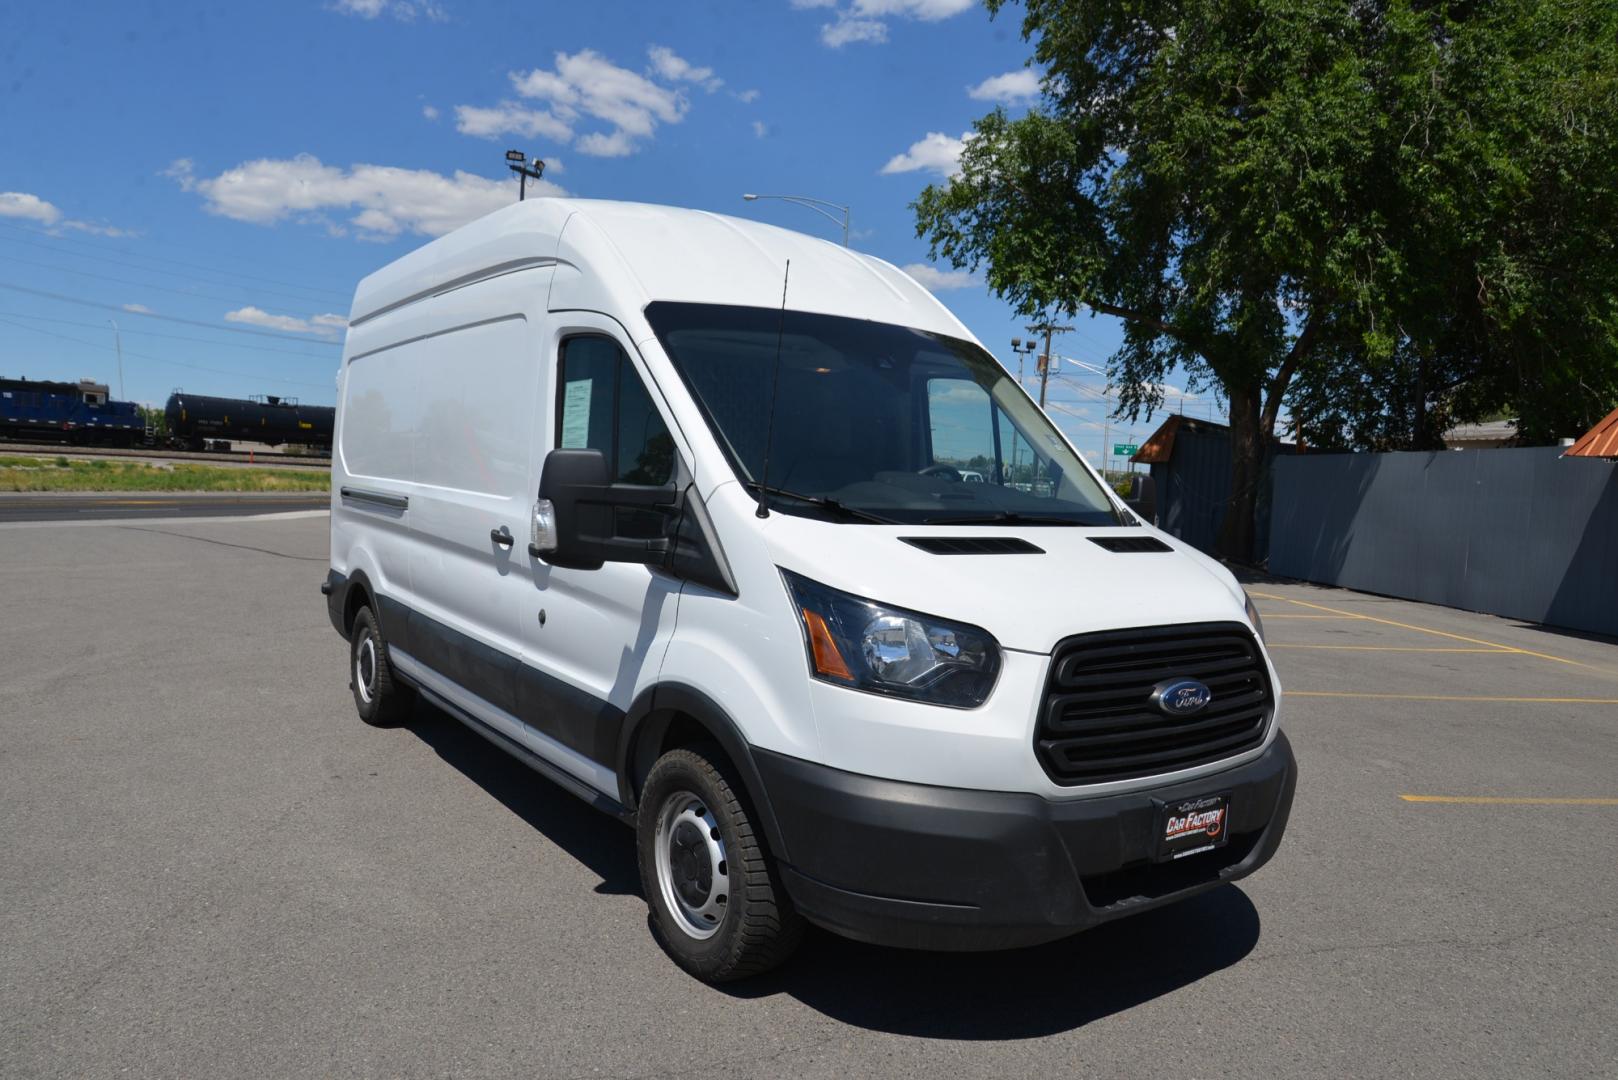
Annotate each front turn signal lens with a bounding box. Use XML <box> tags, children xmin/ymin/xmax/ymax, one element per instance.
<box><xmin>802</xmin><ymin>607</ymin><xmax>854</xmax><ymax>680</ymax></box>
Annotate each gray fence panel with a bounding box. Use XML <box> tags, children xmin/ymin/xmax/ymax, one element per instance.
<box><xmin>1270</xmin><ymin>447</ymin><xmax>1618</xmax><ymax>637</ymax></box>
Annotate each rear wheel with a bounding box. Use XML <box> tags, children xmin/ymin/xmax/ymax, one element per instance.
<box><xmin>637</xmin><ymin>744</ymin><xmax>804</xmax><ymax>982</ymax></box>
<box><xmin>349</xmin><ymin>605</ymin><xmax>410</xmax><ymax>726</ymax></box>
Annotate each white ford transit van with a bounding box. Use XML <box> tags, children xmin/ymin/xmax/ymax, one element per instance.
<box><xmin>325</xmin><ymin>199</ymin><xmax>1296</xmax><ymax>982</ymax></box>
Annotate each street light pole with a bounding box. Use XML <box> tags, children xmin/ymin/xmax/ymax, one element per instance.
<box><xmin>505</xmin><ymin>150</ymin><xmax>546</xmax><ymax>201</ymax></box>
<box><xmin>742</xmin><ymin>193</ymin><xmax>850</xmax><ymax>247</ymax></box>
<box><xmin>108</xmin><ymin>319</ymin><xmax>125</xmax><ymax>400</ymax></box>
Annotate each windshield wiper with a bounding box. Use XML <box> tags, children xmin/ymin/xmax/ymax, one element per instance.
<box><xmin>922</xmin><ymin>510</ymin><xmax>1092</xmax><ymax>526</ymax></box>
<box><xmin>744</xmin><ymin>483</ymin><xmax>899</xmax><ymax>524</ymax></box>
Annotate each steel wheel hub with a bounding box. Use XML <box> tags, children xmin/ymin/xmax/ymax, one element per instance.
<box><xmin>653</xmin><ymin>791</ymin><xmax>729</xmax><ymax>940</ymax></box>
<box><xmin>355</xmin><ymin>632</ymin><xmax>377</xmax><ymax>704</ymax></box>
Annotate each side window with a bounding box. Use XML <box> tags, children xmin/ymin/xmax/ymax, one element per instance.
<box><xmin>926</xmin><ymin>377</ymin><xmax>995</xmax><ymax>477</ymax></box>
<box><xmin>557</xmin><ymin>336</ymin><xmax>676</xmax><ymax>485</ymax></box>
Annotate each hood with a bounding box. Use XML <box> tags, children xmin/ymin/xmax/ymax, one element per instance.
<box><xmin>754</xmin><ymin>508</ymin><xmax>1249</xmax><ymax>654</ymax></box>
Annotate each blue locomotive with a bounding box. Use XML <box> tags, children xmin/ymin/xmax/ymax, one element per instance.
<box><xmin>0</xmin><ymin>376</ymin><xmax>146</xmax><ymax>446</ymax></box>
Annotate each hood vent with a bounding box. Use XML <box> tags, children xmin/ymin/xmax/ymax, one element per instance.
<box><xmin>900</xmin><ymin>536</ymin><xmax>1045</xmax><ymax>555</ymax></box>
<box><xmin>1089</xmin><ymin>536</ymin><xmax>1173</xmax><ymax>553</ymax></box>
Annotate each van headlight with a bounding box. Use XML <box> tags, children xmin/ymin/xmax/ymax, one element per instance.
<box><xmin>781</xmin><ymin>570</ymin><xmax>1001</xmax><ymax>708</ymax></box>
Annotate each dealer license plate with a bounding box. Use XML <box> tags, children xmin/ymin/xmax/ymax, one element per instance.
<box><xmin>1155</xmin><ymin>792</ymin><xmax>1232</xmax><ymax>861</ymax></box>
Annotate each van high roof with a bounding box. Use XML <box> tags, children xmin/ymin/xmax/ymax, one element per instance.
<box><xmin>348</xmin><ymin>198</ymin><xmax>972</xmax><ymax>341</ymax></box>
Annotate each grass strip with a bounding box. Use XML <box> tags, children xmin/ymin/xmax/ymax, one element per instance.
<box><xmin>0</xmin><ymin>455</ymin><xmax>329</xmax><ymax>493</ymax></box>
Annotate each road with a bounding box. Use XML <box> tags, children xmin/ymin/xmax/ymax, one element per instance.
<box><xmin>2</xmin><ymin>512</ymin><xmax>1615</xmax><ymax>1078</ymax></box>
<box><xmin>0</xmin><ymin>491</ymin><xmax>328</xmax><ymax>521</ymax></box>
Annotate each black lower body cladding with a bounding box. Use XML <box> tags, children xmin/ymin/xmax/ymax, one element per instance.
<box><xmin>759</xmin><ymin>733</ymin><xmax>1297</xmax><ymax>951</ymax></box>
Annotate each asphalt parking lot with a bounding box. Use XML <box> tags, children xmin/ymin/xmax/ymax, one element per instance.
<box><xmin>3</xmin><ymin>511</ymin><xmax>1615</xmax><ymax>1079</ymax></box>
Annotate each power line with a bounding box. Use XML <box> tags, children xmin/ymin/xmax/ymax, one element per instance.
<box><xmin>0</xmin><ymin>230</ymin><xmax>351</xmax><ymax>308</ymax></box>
<box><xmin>0</xmin><ymin>251</ymin><xmax>349</xmax><ymax>312</ymax></box>
<box><xmin>0</xmin><ymin>316</ymin><xmax>333</xmax><ymax>393</ymax></box>
<box><xmin>0</xmin><ymin>310</ymin><xmax>342</xmax><ymax>360</ymax></box>
<box><xmin>0</xmin><ymin>220</ymin><xmax>352</xmax><ymax>301</ymax></box>
<box><xmin>0</xmin><ymin>282</ymin><xmax>343</xmax><ymax>345</ymax></box>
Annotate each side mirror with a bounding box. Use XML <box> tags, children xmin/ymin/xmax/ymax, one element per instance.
<box><xmin>533</xmin><ymin>448</ymin><xmax>681</xmax><ymax>570</ymax></box>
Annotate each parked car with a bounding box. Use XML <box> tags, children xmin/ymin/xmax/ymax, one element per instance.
<box><xmin>324</xmin><ymin>198</ymin><xmax>1296</xmax><ymax>982</ymax></box>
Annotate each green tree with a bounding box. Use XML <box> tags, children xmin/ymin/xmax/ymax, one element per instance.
<box><xmin>137</xmin><ymin>404</ymin><xmax>167</xmax><ymax>437</ymax></box>
<box><xmin>913</xmin><ymin>0</ymin><xmax>1618</xmax><ymax>558</ymax></box>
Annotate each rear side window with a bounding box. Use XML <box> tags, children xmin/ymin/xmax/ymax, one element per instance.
<box><xmin>557</xmin><ymin>336</ymin><xmax>675</xmax><ymax>485</ymax></box>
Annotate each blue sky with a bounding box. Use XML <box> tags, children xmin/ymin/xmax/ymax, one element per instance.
<box><xmin>1</xmin><ymin>0</ymin><xmax>1218</xmax><ymax>465</ymax></box>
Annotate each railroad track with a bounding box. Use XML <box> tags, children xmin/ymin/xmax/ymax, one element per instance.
<box><xmin>0</xmin><ymin>440</ymin><xmax>331</xmax><ymax>470</ymax></box>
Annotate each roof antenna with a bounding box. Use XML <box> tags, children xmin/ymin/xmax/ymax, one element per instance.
<box><xmin>755</xmin><ymin>259</ymin><xmax>791</xmax><ymax>519</ymax></box>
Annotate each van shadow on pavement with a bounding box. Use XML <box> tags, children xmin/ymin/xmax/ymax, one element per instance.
<box><xmin>734</xmin><ymin>884</ymin><xmax>1259</xmax><ymax>1039</ymax></box>
<box><xmin>406</xmin><ymin>701</ymin><xmax>1261</xmax><ymax>1039</ymax></box>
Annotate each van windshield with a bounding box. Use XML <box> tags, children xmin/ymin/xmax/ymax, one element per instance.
<box><xmin>645</xmin><ymin>302</ymin><xmax>1124</xmax><ymax>526</ymax></box>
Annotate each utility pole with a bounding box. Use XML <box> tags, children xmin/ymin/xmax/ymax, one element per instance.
<box><xmin>505</xmin><ymin>150</ymin><xmax>546</xmax><ymax>201</ymax></box>
<box><xmin>108</xmin><ymin>319</ymin><xmax>125</xmax><ymax>399</ymax></box>
<box><xmin>1026</xmin><ymin>321</ymin><xmax>1073</xmax><ymax>408</ymax></box>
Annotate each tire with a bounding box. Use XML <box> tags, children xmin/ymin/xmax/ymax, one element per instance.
<box><xmin>349</xmin><ymin>605</ymin><xmax>411</xmax><ymax>727</ymax></box>
<box><xmin>637</xmin><ymin>744</ymin><xmax>804</xmax><ymax>982</ymax></box>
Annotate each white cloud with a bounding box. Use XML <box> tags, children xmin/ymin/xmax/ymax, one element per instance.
<box><xmin>1</xmin><ymin>191</ymin><xmax>135</xmax><ymax>236</ymax></box>
<box><xmin>647</xmin><ymin>45</ymin><xmax>722</xmax><ymax>93</ymax></box>
<box><xmin>880</xmin><ymin>131</ymin><xmax>969</xmax><ymax>178</ymax></box>
<box><xmin>806</xmin><ymin>0</ymin><xmax>975</xmax><ymax>47</ymax></box>
<box><xmin>575</xmin><ymin>130</ymin><xmax>638</xmax><ymax>158</ymax></box>
<box><xmin>852</xmin><ymin>0</ymin><xmax>974</xmax><ymax>18</ymax></box>
<box><xmin>455</xmin><ymin>47</ymin><xmax>721</xmax><ymax>158</ymax></box>
<box><xmin>967</xmin><ymin>68</ymin><xmax>1041</xmax><ymax>104</ymax></box>
<box><xmin>62</xmin><ymin>220</ymin><xmax>136</xmax><ymax>238</ymax></box>
<box><xmin>0</xmin><ymin>192</ymin><xmax>62</xmax><ymax>225</ymax></box>
<box><xmin>454</xmin><ymin>101</ymin><xmax>573</xmax><ymax>142</ymax></box>
<box><xmin>821</xmin><ymin>16</ymin><xmax>887</xmax><ymax>46</ymax></box>
<box><xmin>225</xmin><ymin>306</ymin><xmax>349</xmax><ymax>337</ymax></box>
<box><xmin>495</xmin><ymin>49</ymin><xmax>691</xmax><ymax>157</ymax></box>
<box><xmin>331</xmin><ymin>0</ymin><xmax>446</xmax><ymax>21</ymax></box>
<box><xmin>733</xmin><ymin>88</ymin><xmax>761</xmax><ymax>104</ymax></box>
<box><xmin>421</xmin><ymin>104</ymin><xmax>440</xmax><ymax>121</ymax></box>
<box><xmin>170</xmin><ymin>154</ymin><xmax>562</xmax><ymax>240</ymax></box>
<box><xmin>751</xmin><ymin>120</ymin><xmax>770</xmax><ymax>138</ymax></box>
<box><xmin>122</xmin><ymin>303</ymin><xmax>154</xmax><ymax>314</ymax></box>
<box><xmin>901</xmin><ymin>262</ymin><xmax>980</xmax><ymax>291</ymax></box>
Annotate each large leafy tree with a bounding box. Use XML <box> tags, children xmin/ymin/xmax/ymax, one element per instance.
<box><xmin>914</xmin><ymin>0</ymin><xmax>1618</xmax><ymax>559</ymax></box>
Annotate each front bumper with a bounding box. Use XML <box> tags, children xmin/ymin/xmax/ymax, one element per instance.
<box><xmin>757</xmin><ymin>731</ymin><xmax>1296</xmax><ymax>951</ymax></box>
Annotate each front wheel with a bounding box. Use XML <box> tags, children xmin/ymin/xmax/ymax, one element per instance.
<box><xmin>637</xmin><ymin>745</ymin><xmax>804</xmax><ymax>982</ymax></box>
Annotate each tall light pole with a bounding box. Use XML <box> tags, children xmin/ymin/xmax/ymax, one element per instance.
<box><xmin>1009</xmin><ymin>338</ymin><xmax>1037</xmax><ymax>390</ymax></box>
<box><xmin>742</xmin><ymin>193</ymin><xmax>850</xmax><ymax>247</ymax></box>
<box><xmin>108</xmin><ymin>319</ymin><xmax>125</xmax><ymax>400</ymax></box>
<box><xmin>505</xmin><ymin>149</ymin><xmax>546</xmax><ymax>201</ymax></box>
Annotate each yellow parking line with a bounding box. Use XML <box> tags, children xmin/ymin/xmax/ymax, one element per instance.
<box><xmin>1260</xmin><ymin>613</ymin><xmax>1353</xmax><ymax>620</ymax></box>
<box><xmin>1401</xmin><ymin>795</ymin><xmax>1618</xmax><ymax>806</ymax></box>
<box><xmin>1267</xmin><ymin>644</ymin><xmax>1513</xmax><ymax>653</ymax></box>
<box><xmin>1287</xmin><ymin>691</ymin><xmax>1618</xmax><ymax>703</ymax></box>
<box><xmin>1248</xmin><ymin>592</ymin><xmax>1601</xmax><ymax>672</ymax></box>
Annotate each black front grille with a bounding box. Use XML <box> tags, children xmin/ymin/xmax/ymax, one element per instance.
<box><xmin>1037</xmin><ymin>622</ymin><xmax>1271</xmax><ymax>785</ymax></box>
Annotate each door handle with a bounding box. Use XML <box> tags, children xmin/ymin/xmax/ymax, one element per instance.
<box><xmin>491</xmin><ymin>526</ymin><xmax>514</xmax><ymax>548</ymax></box>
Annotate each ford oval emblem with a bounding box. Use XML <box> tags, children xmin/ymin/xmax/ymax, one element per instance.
<box><xmin>1151</xmin><ymin>678</ymin><xmax>1212</xmax><ymax>717</ymax></box>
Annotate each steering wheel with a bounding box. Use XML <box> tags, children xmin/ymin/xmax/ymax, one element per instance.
<box><xmin>919</xmin><ymin>464</ymin><xmax>962</xmax><ymax>482</ymax></box>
